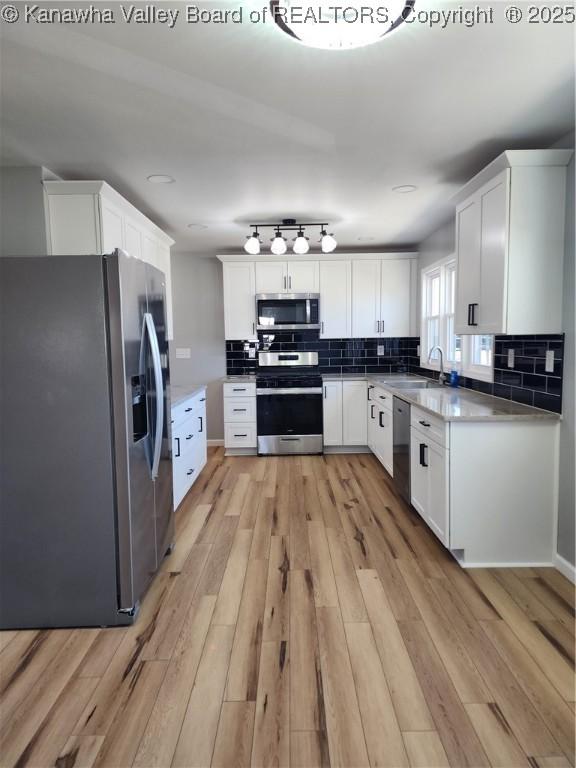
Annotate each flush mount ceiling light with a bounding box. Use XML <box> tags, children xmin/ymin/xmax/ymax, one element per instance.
<box><xmin>243</xmin><ymin>219</ymin><xmax>336</xmax><ymax>255</ymax></box>
<box><xmin>147</xmin><ymin>174</ymin><xmax>175</xmax><ymax>184</ymax></box>
<box><xmin>187</xmin><ymin>222</ymin><xmax>207</xmax><ymax>229</ymax></box>
<box><xmin>270</xmin><ymin>0</ymin><xmax>415</xmax><ymax>50</ymax></box>
<box><xmin>392</xmin><ymin>184</ymin><xmax>418</xmax><ymax>193</ymax></box>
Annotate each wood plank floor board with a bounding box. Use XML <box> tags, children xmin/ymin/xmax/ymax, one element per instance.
<box><xmin>470</xmin><ymin>570</ymin><xmax>575</xmax><ymax>702</ymax></box>
<box><xmin>212</xmin><ymin>702</ymin><xmax>256</xmax><ymax>768</ymax></box>
<box><xmin>133</xmin><ymin>594</ymin><xmax>217</xmax><ymax>768</ymax></box>
<box><xmin>172</xmin><ymin>625</ymin><xmax>235</xmax><ymax>768</ymax></box>
<box><xmin>356</xmin><ymin>569</ymin><xmax>434</xmax><ymax>732</ymax></box>
<box><xmin>251</xmin><ymin>640</ymin><xmax>290</xmax><ymax>767</ymax></box>
<box><xmin>344</xmin><ymin>621</ymin><xmax>409</xmax><ymax>767</ymax></box>
<box><xmin>429</xmin><ymin>575</ymin><xmax>565</xmax><ymax>760</ymax></box>
<box><xmin>315</xmin><ymin>606</ymin><xmax>370</xmax><ymax>768</ymax></box>
<box><xmin>398</xmin><ymin>620</ymin><xmax>490</xmax><ymax>768</ymax></box>
<box><xmin>3</xmin><ymin>449</ymin><xmax>574</xmax><ymax>768</ymax></box>
<box><xmin>225</xmin><ymin>559</ymin><xmax>268</xmax><ymax>702</ymax></box>
<box><xmin>403</xmin><ymin>731</ymin><xmax>450</xmax><ymax>768</ymax></box>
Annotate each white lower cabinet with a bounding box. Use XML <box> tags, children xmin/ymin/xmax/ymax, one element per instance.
<box><xmin>322</xmin><ymin>381</ymin><xmax>343</xmax><ymax>446</ymax></box>
<box><xmin>410</xmin><ymin>427</ymin><xmax>449</xmax><ymax>545</ymax></box>
<box><xmin>224</xmin><ymin>382</ymin><xmax>257</xmax><ymax>452</ymax></box>
<box><xmin>172</xmin><ymin>389</ymin><xmax>207</xmax><ymax>510</ymax></box>
<box><xmin>367</xmin><ymin>385</ymin><xmax>393</xmax><ymax>475</ymax></box>
<box><xmin>323</xmin><ymin>380</ymin><xmax>367</xmax><ymax>447</ymax></box>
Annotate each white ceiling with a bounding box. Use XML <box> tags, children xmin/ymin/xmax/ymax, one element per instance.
<box><xmin>1</xmin><ymin>1</ymin><xmax>574</xmax><ymax>254</ymax></box>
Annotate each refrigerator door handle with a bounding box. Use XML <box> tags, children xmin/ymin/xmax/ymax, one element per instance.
<box><xmin>144</xmin><ymin>312</ymin><xmax>164</xmax><ymax>480</ymax></box>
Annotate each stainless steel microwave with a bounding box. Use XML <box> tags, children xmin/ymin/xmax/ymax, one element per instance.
<box><xmin>256</xmin><ymin>293</ymin><xmax>320</xmax><ymax>331</ymax></box>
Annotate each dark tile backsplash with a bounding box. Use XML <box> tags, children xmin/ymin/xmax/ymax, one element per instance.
<box><xmin>411</xmin><ymin>334</ymin><xmax>564</xmax><ymax>414</ymax></box>
<box><xmin>225</xmin><ymin>332</ymin><xmax>565</xmax><ymax>414</ymax></box>
<box><xmin>226</xmin><ymin>332</ymin><xmax>420</xmax><ymax>376</ymax></box>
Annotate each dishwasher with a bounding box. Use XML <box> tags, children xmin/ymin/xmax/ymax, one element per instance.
<box><xmin>392</xmin><ymin>396</ymin><xmax>411</xmax><ymax>505</ymax></box>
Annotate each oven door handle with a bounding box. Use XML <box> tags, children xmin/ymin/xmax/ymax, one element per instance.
<box><xmin>256</xmin><ymin>388</ymin><xmax>323</xmax><ymax>395</ymax></box>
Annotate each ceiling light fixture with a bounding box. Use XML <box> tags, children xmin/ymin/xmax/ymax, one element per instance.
<box><xmin>320</xmin><ymin>229</ymin><xmax>337</xmax><ymax>253</ymax></box>
<box><xmin>293</xmin><ymin>228</ymin><xmax>310</xmax><ymax>255</ymax></box>
<box><xmin>244</xmin><ymin>228</ymin><xmax>261</xmax><ymax>255</ymax></box>
<box><xmin>270</xmin><ymin>0</ymin><xmax>415</xmax><ymax>50</ymax></box>
<box><xmin>243</xmin><ymin>219</ymin><xmax>335</xmax><ymax>255</ymax></box>
<box><xmin>270</xmin><ymin>228</ymin><xmax>288</xmax><ymax>255</ymax></box>
<box><xmin>147</xmin><ymin>174</ymin><xmax>175</xmax><ymax>184</ymax></box>
<box><xmin>187</xmin><ymin>223</ymin><xmax>207</xmax><ymax>229</ymax></box>
<box><xmin>392</xmin><ymin>184</ymin><xmax>418</xmax><ymax>193</ymax></box>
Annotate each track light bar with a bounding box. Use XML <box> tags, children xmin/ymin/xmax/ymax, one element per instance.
<box><xmin>243</xmin><ymin>219</ymin><xmax>337</xmax><ymax>255</ymax></box>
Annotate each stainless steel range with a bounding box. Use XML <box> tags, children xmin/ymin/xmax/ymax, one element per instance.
<box><xmin>256</xmin><ymin>351</ymin><xmax>323</xmax><ymax>455</ymax></box>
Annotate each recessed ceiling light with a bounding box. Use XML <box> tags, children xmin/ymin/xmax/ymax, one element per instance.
<box><xmin>147</xmin><ymin>174</ymin><xmax>175</xmax><ymax>184</ymax></box>
<box><xmin>187</xmin><ymin>223</ymin><xmax>207</xmax><ymax>230</ymax></box>
<box><xmin>392</xmin><ymin>184</ymin><xmax>418</xmax><ymax>194</ymax></box>
<box><xmin>357</xmin><ymin>236</ymin><xmax>375</xmax><ymax>242</ymax></box>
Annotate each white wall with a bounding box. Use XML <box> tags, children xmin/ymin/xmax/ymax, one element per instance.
<box><xmin>554</xmin><ymin>134</ymin><xmax>575</xmax><ymax>568</ymax></box>
<box><xmin>169</xmin><ymin>252</ymin><xmax>226</xmax><ymax>441</ymax></box>
<box><xmin>0</xmin><ymin>167</ymin><xmax>53</xmax><ymax>256</ymax></box>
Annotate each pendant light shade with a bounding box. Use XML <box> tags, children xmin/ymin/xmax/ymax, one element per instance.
<box><xmin>244</xmin><ymin>229</ymin><xmax>261</xmax><ymax>255</ymax></box>
<box><xmin>293</xmin><ymin>230</ymin><xmax>310</xmax><ymax>255</ymax></box>
<box><xmin>270</xmin><ymin>230</ymin><xmax>287</xmax><ymax>255</ymax></box>
<box><xmin>321</xmin><ymin>231</ymin><xmax>337</xmax><ymax>253</ymax></box>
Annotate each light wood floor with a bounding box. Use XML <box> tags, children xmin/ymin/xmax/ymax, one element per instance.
<box><xmin>1</xmin><ymin>448</ymin><xmax>575</xmax><ymax>768</ymax></box>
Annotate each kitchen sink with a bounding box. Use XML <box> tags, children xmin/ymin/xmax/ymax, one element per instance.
<box><xmin>386</xmin><ymin>380</ymin><xmax>444</xmax><ymax>389</ymax></box>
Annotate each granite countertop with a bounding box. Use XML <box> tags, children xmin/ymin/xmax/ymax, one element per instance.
<box><xmin>171</xmin><ymin>383</ymin><xmax>207</xmax><ymax>407</ymax></box>
<box><xmin>321</xmin><ymin>373</ymin><xmax>368</xmax><ymax>381</ymax></box>
<box><xmin>221</xmin><ymin>375</ymin><xmax>257</xmax><ymax>383</ymax></box>
<box><xmin>369</xmin><ymin>375</ymin><xmax>560</xmax><ymax>422</ymax></box>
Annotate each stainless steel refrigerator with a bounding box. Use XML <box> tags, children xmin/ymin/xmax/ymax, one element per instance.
<box><xmin>0</xmin><ymin>250</ymin><xmax>173</xmax><ymax>628</ymax></box>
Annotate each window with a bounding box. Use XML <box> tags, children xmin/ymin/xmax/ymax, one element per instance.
<box><xmin>420</xmin><ymin>257</ymin><xmax>493</xmax><ymax>383</ymax></box>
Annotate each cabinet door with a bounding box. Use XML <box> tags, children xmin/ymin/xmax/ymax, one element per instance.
<box><xmin>322</xmin><ymin>381</ymin><xmax>343</xmax><ymax>446</ymax></box>
<box><xmin>47</xmin><ymin>194</ymin><xmax>100</xmax><ymax>255</ymax></box>
<box><xmin>427</xmin><ymin>440</ymin><xmax>449</xmax><ymax>545</ymax></box>
<box><xmin>410</xmin><ymin>428</ymin><xmax>428</xmax><ymax>519</ymax></box>
<box><xmin>380</xmin><ymin>260</ymin><xmax>412</xmax><ymax>337</ymax></box>
<box><xmin>352</xmin><ymin>260</ymin><xmax>381</xmax><ymax>338</ymax></box>
<box><xmin>342</xmin><ymin>381</ymin><xmax>367</xmax><ymax>445</ymax></box>
<box><xmin>378</xmin><ymin>407</ymin><xmax>393</xmax><ymax>475</ymax></box>
<box><xmin>100</xmin><ymin>199</ymin><xmax>125</xmax><ymax>254</ymax></box>
<box><xmin>223</xmin><ymin>262</ymin><xmax>256</xmax><ymax>340</ymax></box>
<box><xmin>478</xmin><ymin>170</ymin><xmax>509</xmax><ymax>334</ymax></box>
<box><xmin>320</xmin><ymin>260</ymin><xmax>351</xmax><ymax>338</ymax></box>
<box><xmin>455</xmin><ymin>196</ymin><xmax>481</xmax><ymax>334</ymax></box>
<box><xmin>255</xmin><ymin>262</ymin><xmax>287</xmax><ymax>293</ymax></box>
<box><xmin>287</xmin><ymin>261</ymin><xmax>319</xmax><ymax>292</ymax></box>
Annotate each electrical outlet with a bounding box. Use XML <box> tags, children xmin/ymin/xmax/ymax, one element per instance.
<box><xmin>377</xmin><ymin>344</ymin><xmax>384</xmax><ymax>356</ymax></box>
<box><xmin>416</xmin><ymin>344</ymin><xmax>420</xmax><ymax>357</ymax></box>
<box><xmin>507</xmin><ymin>349</ymin><xmax>515</xmax><ymax>368</ymax></box>
<box><xmin>545</xmin><ymin>349</ymin><xmax>555</xmax><ymax>373</ymax></box>
<box><xmin>248</xmin><ymin>347</ymin><xmax>256</xmax><ymax>359</ymax></box>
<box><xmin>175</xmin><ymin>347</ymin><xmax>191</xmax><ymax>359</ymax></box>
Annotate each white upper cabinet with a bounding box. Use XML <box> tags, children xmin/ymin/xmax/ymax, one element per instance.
<box><xmin>454</xmin><ymin>150</ymin><xmax>571</xmax><ymax>335</ymax></box>
<box><xmin>287</xmin><ymin>261</ymin><xmax>319</xmax><ymax>292</ymax></box>
<box><xmin>380</xmin><ymin>259</ymin><xmax>413</xmax><ymax>337</ymax></box>
<box><xmin>352</xmin><ymin>259</ymin><xmax>381</xmax><ymax>337</ymax></box>
<box><xmin>352</xmin><ymin>258</ymin><xmax>415</xmax><ymax>338</ymax></box>
<box><xmin>319</xmin><ymin>260</ymin><xmax>351</xmax><ymax>338</ymax></box>
<box><xmin>220</xmin><ymin>253</ymin><xmax>416</xmax><ymax>341</ymax></box>
<box><xmin>255</xmin><ymin>261</ymin><xmax>287</xmax><ymax>293</ymax></box>
<box><xmin>44</xmin><ymin>181</ymin><xmax>175</xmax><ymax>338</ymax></box>
<box><xmin>255</xmin><ymin>260</ymin><xmax>319</xmax><ymax>293</ymax></box>
<box><xmin>223</xmin><ymin>262</ymin><xmax>256</xmax><ymax>340</ymax></box>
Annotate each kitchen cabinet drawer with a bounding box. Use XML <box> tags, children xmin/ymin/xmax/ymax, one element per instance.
<box><xmin>224</xmin><ymin>397</ymin><xmax>256</xmax><ymax>423</ymax></box>
<box><xmin>411</xmin><ymin>406</ymin><xmax>447</xmax><ymax>448</ymax></box>
<box><xmin>225</xmin><ymin>423</ymin><xmax>257</xmax><ymax>448</ymax></box>
<box><xmin>172</xmin><ymin>390</ymin><xmax>206</xmax><ymax>427</ymax></box>
<box><xmin>223</xmin><ymin>381</ymin><xmax>256</xmax><ymax>398</ymax></box>
<box><xmin>372</xmin><ymin>386</ymin><xmax>393</xmax><ymax>412</ymax></box>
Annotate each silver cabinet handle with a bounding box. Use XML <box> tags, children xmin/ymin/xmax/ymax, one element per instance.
<box><xmin>381</xmin><ymin>319</ymin><xmax>384</xmax><ymax>333</ymax></box>
<box><xmin>252</xmin><ymin>322</ymin><xmax>255</xmax><ymax>334</ymax></box>
<box><xmin>324</xmin><ymin>386</ymin><xmax>327</xmax><ymax>399</ymax></box>
<box><xmin>289</xmin><ymin>276</ymin><xmax>292</xmax><ymax>289</ymax></box>
<box><xmin>283</xmin><ymin>275</ymin><xmax>287</xmax><ymax>290</ymax></box>
<box><xmin>376</xmin><ymin>320</ymin><xmax>381</xmax><ymax>334</ymax></box>
<box><xmin>321</xmin><ymin>321</ymin><xmax>325</xmax><ymax>335</ymax></box>
<box><xmin>142</xmin><ymin>313</ymin><xmax>163</xmax><ymax>481</ymax></box>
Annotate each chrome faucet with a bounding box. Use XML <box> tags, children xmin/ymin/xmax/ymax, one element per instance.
<box><xmin>428</xmin><ymin>346</ymin><xmax>447</xmax><ymax>385</ymax></box>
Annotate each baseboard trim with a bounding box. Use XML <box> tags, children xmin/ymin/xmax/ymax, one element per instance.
<box><xmin>554</xmin><ymin>552</ymin><xmax>576</xmax><ymax>584</ymax></box>
<box><xmin>324</xmin><ymin>446</ymin><xmax>371</xmax><ymax>454</ymax></box>
<box><xmin>207</xmin><ymin>439</ymin><xmax>224</xmax><ymax>446</ymax></box>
